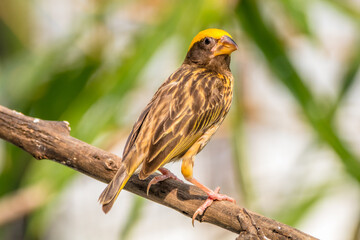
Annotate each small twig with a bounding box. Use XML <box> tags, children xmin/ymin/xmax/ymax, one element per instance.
<box><xmin>0</xmin><ymin>105</ymin><xmax>318</xmax><ymax>239</ymax></box>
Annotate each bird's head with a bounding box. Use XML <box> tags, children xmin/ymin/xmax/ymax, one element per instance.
<box><xmin>184</xmin><ymin>28</ymin><xmax>238</xmax><ymax>72</ymax></box>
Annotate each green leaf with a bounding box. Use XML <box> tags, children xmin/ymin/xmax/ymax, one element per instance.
<box><xmin>235</xmin><ymin>0</ymin><xmax>360</xmax><ymax>182</ymax></box>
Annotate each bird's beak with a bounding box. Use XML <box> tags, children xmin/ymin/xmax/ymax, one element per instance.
<box><xmin>211</xmin><ymin>35</ymin><xmax>238</xmax><ymax>57</ymax></box>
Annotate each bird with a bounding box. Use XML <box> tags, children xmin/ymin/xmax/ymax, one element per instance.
<box><xmin>99</xmin><ymin>28</ymin><xmax>238</xmax><ymax>224</ymax></box>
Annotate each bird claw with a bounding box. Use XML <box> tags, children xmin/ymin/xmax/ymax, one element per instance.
<box><xmin>146</xmin><ymin>168</ymin><xmax>183</xmax><ymax>195</ymax></box>
<box><xmin>208</xmin><ymin>188</ymin><xmax>236</xmax><ymax>203</ymax></box>
<box><xmin>192</xmin><ymin>187</ymin><xmax>235</xmax><ymax>226</ymax></box>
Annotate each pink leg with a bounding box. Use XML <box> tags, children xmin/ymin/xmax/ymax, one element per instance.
<box><xmin>147</xmin><ymin>168</ymin><xmax>183</xmax><ymax>195</ymax></box>
<box><xmin>189</xmin><ymin>178</ymin><xmax>235</xmax><ymax>226</ymax></box>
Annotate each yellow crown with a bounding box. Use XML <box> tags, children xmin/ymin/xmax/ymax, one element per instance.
<box><xmin>188</xmin><ymin>28</ymin><xmax>233</xmax><ymax>51</ymax></box>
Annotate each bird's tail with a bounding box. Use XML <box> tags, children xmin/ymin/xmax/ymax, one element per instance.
<box><xmin>98</xmin><ymin>164</ymin><xmax>131</xmax><ymax>213</ymax></box>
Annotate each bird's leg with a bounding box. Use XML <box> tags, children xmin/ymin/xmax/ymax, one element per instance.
<box><xmin>187</xmin><ymin>178</ymin><xmax>235</xmax><ymax>225</ymax></box>
<box><xmin>181</xmin><ymin>157</ymin><xmax>235</xmax><ymax>226</ymax></box>
<box><xmin>146</xmin><ymin>167</ymin><xmax>183</xmax><ymax>195</ymax></box>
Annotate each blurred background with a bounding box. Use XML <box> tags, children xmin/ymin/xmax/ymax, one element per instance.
<box><xmin>0</xmin><ymin>0</ymin><xmax>360</xmax><ymax>239</ymax></box>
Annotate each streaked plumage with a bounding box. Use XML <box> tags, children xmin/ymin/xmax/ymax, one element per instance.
<box><xmin>99</xmin><ymin>29</ymin><xmax>238</xmax><ymax>219</ymax></box>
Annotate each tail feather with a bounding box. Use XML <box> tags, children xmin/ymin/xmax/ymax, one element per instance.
<box><xmin>99</xmin><ymin>164</ymin><xmax>131</xmax><ymax>213</ymax></box>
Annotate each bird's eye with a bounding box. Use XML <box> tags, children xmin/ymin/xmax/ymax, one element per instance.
<box><xmin>204</xmin><ymin>37</ymin><xmax>211</xmax><ymax>45</ymax></box>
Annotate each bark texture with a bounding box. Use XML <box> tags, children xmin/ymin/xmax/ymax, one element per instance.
<box><xmin>0</xmin><ymin>105</ymin><xmax>318</xmax><ymax>240</ymax></box>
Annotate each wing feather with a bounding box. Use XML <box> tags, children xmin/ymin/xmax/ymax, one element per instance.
<box><xmin>139</xmin><ymin>69</ymin><xmax>229</xmax><ymax>176</ymax></box>
<box><xmin>123</xmin><ymin>65</ymin><xmax>231</xmax><ymax>179</ymax></box>
<box><xmin>122</xmin><ymin>103</ymin><xmax>152</xmax><ymax>159</ymax></box>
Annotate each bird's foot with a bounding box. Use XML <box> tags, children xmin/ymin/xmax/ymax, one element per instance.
<box><xmin>192</xmin><ymin>187</ymin><xmax>235</xmax><ymax>226</ymax></box>
<box><xmin>147</xmin><ymin>168</ymin><xmax>183</xmax><ymax>195</ymax></box>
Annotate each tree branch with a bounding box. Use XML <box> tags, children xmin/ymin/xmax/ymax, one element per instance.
<box><xmin>0</xmin><ymin>105</ymin><xmax>317</xmax><ymax>240</ymax></box>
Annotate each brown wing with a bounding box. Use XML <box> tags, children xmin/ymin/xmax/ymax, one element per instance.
<box><xmin>122</xmin><ymin>102</ymin><xmax>152</xmax><ymax>160</ymax></box>
<box><xmin>121</xmin><ymin>69</ymin><xmax>184</xmax><ymax>160</ymax></box>
<box><xmin>138</xmin><ymin>66</ymin><xmax>232</xmax><ymax>178</ymax></box>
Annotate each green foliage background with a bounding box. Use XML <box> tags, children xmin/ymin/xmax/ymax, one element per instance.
<box><xmin>0</xmin><ymin>0</ymin><xmax>359</xmax><ymax>239</ymax></box>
